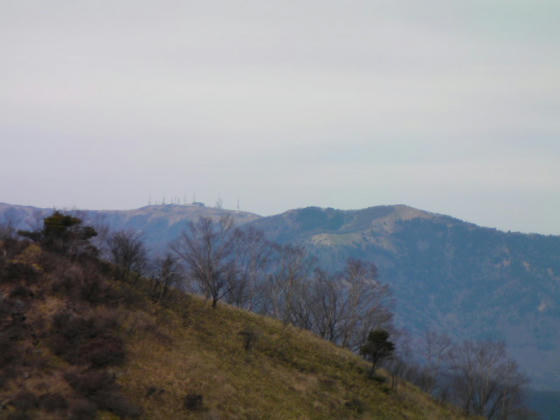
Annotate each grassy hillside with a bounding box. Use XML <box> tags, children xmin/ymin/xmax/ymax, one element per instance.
<box><xmin>0</xmin><ymin>237</ymin><xmax>468</xmax><ymax>419</ymax></box>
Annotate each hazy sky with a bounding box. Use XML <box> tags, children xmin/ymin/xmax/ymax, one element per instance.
<box><xmin>1</xmin><ymin>1</ymin><xmax>559</xmax><ymax>234</ymax></box>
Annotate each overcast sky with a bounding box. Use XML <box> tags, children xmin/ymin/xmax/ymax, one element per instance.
<box><xmin>1</xmin><ymin>1</ymin><xmax>559</xmax><ymax>234</ymax></box>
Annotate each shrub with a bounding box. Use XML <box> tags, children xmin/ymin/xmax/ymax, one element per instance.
<box><xmin>2</xmin><ymin>263</ymin><xmax>36</xmax><ymax>284</ymax></box>
<box><xmin>91</xmin><ymin>390</ymin><xmax>142</xmax><ymax>418</ymax></box>
<box><xmin>0</xmin><ymin>334</ymin><xmax>19</xmax><ymax>368</ymax></box>
<box><xmin>50</xmin><ymin>311</ymin><xmax>124</xmax><ymax>367</ymax></box>
<box><xmin>184</xmin><ymin>393</ymin><xmax>203</xmax><ymax>411</ymax></box>
<box><xmin>9</xmin><ymin>286</ymin><xmax>34</xmax><ymax>299</ymax></box>
<box><xmin>65</xmin><ymin>371</ymin><xmax>141</xmax><ymax>418</ymax></box>
<box><xmin>65</xmin><ymin>371</ymin><xmax>115</xmax><ymax>396</ymax></box>
<box><xmin>344</xmin><ymin>398</ymin><xmax>366</xmax><ymax>414</ymax></box>
<box><xmin>11</xmin><ymin>391</ymin><xmax>38</xmax><ymax>411</ymax></box>
<box><xmin>51</xmin><ymin>263</ymin><xmax>115</xmax><ymax>304</ymax></box>
<box><xmin>239</xmin><ymin>327</ymin><xmax>258</xmax><ymax>351</ymax></box>
<box><xmin>38</xmin><ymin>393</ymin><xmax>68</xmax><ymax>412</ymax></box>
<box><xmin>2</xmin><ymin>312</ymin><xmax>28</xmax><ymax>341</ymax></box>
<box><xmin>6</xmin><ymin>411</ymin><xmax>31</xmax><ymax>420</ymax></box>
<box><xmin>78</xmin><ymin>336</ymin><xmax>125</xmax><ymax>367</ymax></box>
<box><xmin>69</xmin><ymin>398</ymin><xmax>97</xmax><ymax>420</ymax></box>
<box><xmin>79</xmin><ymin>274</ymin><xmax>107</xmax><ymax>304</ymax></box>
<box><xmin>145</xmin><ymin>386</ymin><xmax>165</xmax><ymax>398</ymax></box>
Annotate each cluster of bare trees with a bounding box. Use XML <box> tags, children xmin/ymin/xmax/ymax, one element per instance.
<box><xmin>169</xmin><ymin>215</ymin><xmax>393</xmax><ymax>349</ymax></box>
<box><xmin>386</xmin><ymin>331</ymin><xmax>530</xmax><ymax>419</ymax></box>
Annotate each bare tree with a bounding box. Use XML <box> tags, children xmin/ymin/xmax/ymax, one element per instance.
<box><xmin>417</xmin><ymin>331</ymin><xmax>454</xmax><ymax>396</ymax></box>
<box><xmin>258</xmin><ymin>244</ymin><xmax>316</xmax><ymax>326</ymax></box>
<box><xmin>0</xmin><ymin>221</ymin><xmax>16</xmax><ymax>242</ymax></box>
<box><xmin>338</xmin><ymin>259</ymin><xmax>393</xmax><ymax>351</ymax></box>
<box><xmin>447</xmin><ymin>340</ymin><xmax>528</xmax><ymax>419</ymax></box>
<box><xmin>309</xmin><ymin>268</ymin><xmax>344</xmax><ymax>342</ymax></box>
<box><xmin>171</xmin><ymin>216</ymin><xmax>238</xmax><ymax>308</ymax></box>
<box><xmin>107</xmin><ymin>230</ymin><xmax>147</xmax><ymax>281</ymax></box>
<box><xmin>150</xmin><ymin>253</ymin><xmax>184</xmax><ymax>303</ymax></box>
<box><xmin>226</xmin><ymin>226</ymin><xmax>273</xmax><ymax>311</ymax></box>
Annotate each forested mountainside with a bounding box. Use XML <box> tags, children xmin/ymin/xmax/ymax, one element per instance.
<box><xmin>2</xmin><ymin>202</ymin><xmax>560</xmax><ymax>392</ymax></box>
<box><xmin>248</xmin><ymin>206</ymin><xmax>560</xmax><ymax>390</ymax></box>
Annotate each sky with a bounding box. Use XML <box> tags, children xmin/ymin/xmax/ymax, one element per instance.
<box><xmin>1</xmin><ymin>0</ymin><xmax>559</xmax><ymax>234</ymax></box>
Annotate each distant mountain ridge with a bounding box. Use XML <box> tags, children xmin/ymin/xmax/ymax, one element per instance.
<box><xmin>0</xmin><ymin>202</ymin><xmax>259</xmax><ymax>252</ymax></box>
<box><xmin>1</xmin><ymin>202</ymin><xmax>559</xmax><ymax>391</ymax></box>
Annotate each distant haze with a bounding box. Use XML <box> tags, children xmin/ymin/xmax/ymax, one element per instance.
<box><xmin>1</xmin><ymin>1</ymin><xmax>559</xmax><ymax>234</ymax></box>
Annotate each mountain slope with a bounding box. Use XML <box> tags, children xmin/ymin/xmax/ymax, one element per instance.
<box><xmin>247</xmin><ymin>205</ymin><xmax>560</xmax><ymax>390</ymax></box>
<box><xmin>0</xmin><ymin>236</ymin><xmax>465</xmax><ymax>419</ymax></box>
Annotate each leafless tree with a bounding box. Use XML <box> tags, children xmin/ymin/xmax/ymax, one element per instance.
<box><xmin>447</xmin><ymin>340</ymin><xmax>528</xmax><ymax>419</ymax></box>
<box><xmin>309</xmin><ymin>268</ymin><xmax>344</xmax><ymax>342</ymax></box>
<box><xmin>417</xmin><ymin>331</ymin><xmax>454</xmax><ymax>396</ymax></box>
<box><xmin>258</xmin><ymin>244</ymin><xmax>316</xmax><ymax>326</ymax></box>
<box><xmin>226</xmin><ymin>226</ymin><xmax>273</xmax><ymax>310</ymax></box>
<box><xmin>107</xmin><ymin>230</ymin><xmax>147</xmax><ymax>281</ymax></box>
<box><xmin>171</xmin><ymin>216</ymin><xmax>238</xmax><ymax>308</ymax></box>
<box><xmin>338</xmin><ymin>259</ymin><xmax>393</xmax><ymax>351</ymax></box>
<box><xmin>150</xmin><ymin>253</ymin><xmax>184</xmax><ymax>303</ymax></box>
<box><xmin>0</xmin><ymin>221</ymin><xmax>16</xmax><ymax>241</ymax></box>
<box><xmin>261</xmin><ymin>254</ymin><xmax>393</xmax><ymax>350</ymax></box>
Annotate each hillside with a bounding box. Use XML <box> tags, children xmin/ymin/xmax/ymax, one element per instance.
<box><xmin>0</xmin><ymin>231</ymin><xmax>466</xmax><ymax>419</ymax></box>
<box><xmin>247</xmin><ymin>206</ymin><xmax>560</xmax><ymax>390</ymax></box>
<box><xmin>2</xmin><ymin>202</ymin><xmax>560</xmax><ymax>392</ymax></box>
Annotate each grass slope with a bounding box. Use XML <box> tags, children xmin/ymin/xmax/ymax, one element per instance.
<box><xmin>119</xmin><ymin>293</ymin><xmax>468</xmax><ymax>419</ymax></box>
<box><xmin>0</xmin><ymin>240</ymin><xmax>468</xmax><ymax>419</ymax></box>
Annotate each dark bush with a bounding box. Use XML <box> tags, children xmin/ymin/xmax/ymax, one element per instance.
<box><xmin>38</xmin><ymin>393</ymin><xmax>68</xmax><ymax>412</ymax></box>
<box><xmin>51</xmin><ymin>264</ymin><xmax>114</xmax><ymax>304</ymax></box>
<box><xmin>51</xmin><ymin>274</ymin><xmax>75</xmax><ymax>296</ymax></box>
<box><xmin>11</xmin><ymin>391</ymin><xmax>38</xmax><ymax>411</ymax></box>
<box><xmin>9</xmin><ymin>286</ymin><xmax>34</xmax><ymax>299</ymax></box>
<box><xmin>2</xmin><ymin>313</ymin><xmax>28</xmax><ymax>341</ymax></box>
<box><xmin>370</xmin><ymin>374</ymin><xmax>387</xmax><ymax>383</ymax></box>
<box><xmin>50</xmin><ymin>311</ymin><xmax>124</xmax><ymax>367</ymax></box>
<box><xmin>3</xmin><ymin>263</ymin><xmax>36</xmax><ymax>284</ymax></box>
<box><xmin>6</xmin><ymin>411</ymin><xmax>31</xmax><ymax>420</ymax></box>
<box><xmin>0</xmin><ymin>297</ymin><xmax>15</xmax><ymax>318</ymax></box>
<box><xmin>344</xmin><ymin>398</ymin><xmax>366</xmax><ymax>414</ymax></box>
<box><xmin>52</xmin><ymin>312</ymin><xmax>96</xmax><ymax>341</ymax></box>
<box><xmin>78</xmin><ymin>335</ymin><xmax>125</xmax><ymax>367</ymax></box>
<box><xmin>92</xmin><ymin>390</ymin><xmax>142</xmax><ymax>418</ymax></box>
<box><xmin>239</xmin><ymin>328</ymin><xmax>258</xmax><ymax>351</ymax></box>
<box><xmin>184</xmin><ymin>393</ymin><xmax>203</xmax><ymax>411</ymax></box>
<box><xmin>65</xmin><ymin>371</ymin><xmax>115</xmax><ymax>396</ymax></box>
<box><xmin>119</xmin><ymin>284</ymin><xmax>146</xmax><ymax>307</ymax></box>
<box><xmin>69</xmin><ymin>398</ymin><xmax>97</xmax><ymax>420</ymax></box>
<box><xmin>145</xmin><ymin>386</ymin><xmax>165</xmax><ymax>398</ymax></box>
<box><xmin>0</xmin><ymin>334</ymin><xmax>19</xmax><ymax>368</ymax></box>
<box><xmin>79</xmin><ymin>274</ymin><xmax>107</xmax><ymax>304</ymax></box>
<box><xmin>65</xmin><ymin>371</ymin><xmax>140</xmax><ymax>418</ymax></box>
